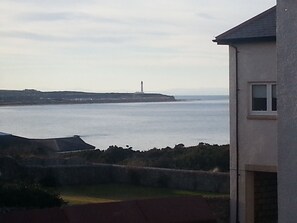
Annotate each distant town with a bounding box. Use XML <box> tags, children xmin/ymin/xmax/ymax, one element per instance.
<box><xmin>0</xmin><ymin>89</ymin><xmax>176</xmax><ymax>106</ymax></box>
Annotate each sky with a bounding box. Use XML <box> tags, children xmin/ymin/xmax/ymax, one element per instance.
<box><xmin>0</xmin><ymin>0</ymin><xmax>276</xmax><ymax>95</ymax></box>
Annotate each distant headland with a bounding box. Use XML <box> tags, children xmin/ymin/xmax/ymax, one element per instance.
<box><xmin>0</xmin><ymin>89</ymin><xmax>176</xmax><ymax>106</ymax></box>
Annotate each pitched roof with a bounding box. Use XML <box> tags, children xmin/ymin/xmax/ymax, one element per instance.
<box><xmin>214</xmin><ymin>6</ymin><xmax>276</xmax><ymax>45</ymax></box>
<box><xmin>0</xmin><ymin>134</ymin><xmax>95</xmax><ymax>153</ymax></box>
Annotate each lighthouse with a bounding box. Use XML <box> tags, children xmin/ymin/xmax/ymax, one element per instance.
<box><xmin>141</xmin><ymin>81</ymin><xmax>144</xmax><ymax>93</ymax></box>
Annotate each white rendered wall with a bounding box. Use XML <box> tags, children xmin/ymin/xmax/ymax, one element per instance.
<box><xmin>229</xmin><ymin>41</ymin><xmax>277</xmax><ymax>223</ymax></box>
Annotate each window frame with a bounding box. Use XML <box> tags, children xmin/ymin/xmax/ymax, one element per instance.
<box><xmin>249</xmin><ymin>82</ymin><xmax>277</xmax><ymax>116</ymax></box>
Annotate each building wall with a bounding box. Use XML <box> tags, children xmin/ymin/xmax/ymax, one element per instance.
<box><xmin>236</xmin><ymin>42</ymin><xmax>277</xmax><ymax>168</ymax></box>
<box><xmin>277</xmin><ymin>1</ymin><xmax>297</xmax><ymax>222</ymax></box>
<box><xmin>229</xmin><ymin>41</ymin><xmax>277</xmax><ymax>223</ymax></box>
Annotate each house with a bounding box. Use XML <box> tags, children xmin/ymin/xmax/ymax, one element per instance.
<box><xmin>214</xmin><ymin>1</ymin><xmax>297</xmax><ymax>222</ymax></box>
<box><xmin>214</xmin><ymin>6</ymin><xmax>278</xmax><ymax>223</ymax></box>
<box><xmin>0</xmin><ymin>134</ymin><xmax>95</xmax><ymax>153</ymax></box>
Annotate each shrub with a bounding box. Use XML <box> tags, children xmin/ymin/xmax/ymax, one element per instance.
<box><xmin>0</xmin><ymin>182</ymin><xmax>66</xmax><ymax>208</ymax></box>
<box><xmin>62</xmin><ymin>143</ymin><xmax>230</xmax><ymax>172</ymax></box>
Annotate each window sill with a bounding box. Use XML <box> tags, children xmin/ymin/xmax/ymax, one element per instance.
<box><xmin>247</xmin><ymin>114</ymin><xmax>277</xmax><ymax>120</ymax></box>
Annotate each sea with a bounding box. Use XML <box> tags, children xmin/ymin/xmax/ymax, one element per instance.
<box><xmin>0</xmin><ymin>95</ymin><xmax>229</xmax><ymax>151</ymax></box>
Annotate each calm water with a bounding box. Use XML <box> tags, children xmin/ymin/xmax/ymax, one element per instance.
<box><xmin>0</xmin><ymin>95</ymin><xmax>229</xmax><ymax>150</ymax></box>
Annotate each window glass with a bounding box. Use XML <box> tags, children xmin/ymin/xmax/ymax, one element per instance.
<box><xmin>272</xmin><ymin>84</ymin><xmax>277</xmax><ymax>111</ymax></box>
<box><xmin>252</xmin><ymin>85</ymin><xmax>267</xmax><ymax>111</ymax></box>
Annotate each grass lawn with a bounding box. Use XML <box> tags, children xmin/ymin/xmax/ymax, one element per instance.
<box><xmin>56</xmin><ymin>184</ymin><xmax>227</xmax><ymax>205</ymax></box>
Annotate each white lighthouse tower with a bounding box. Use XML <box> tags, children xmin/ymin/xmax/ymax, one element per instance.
<box><xmin>141</xmin><ymin>81</ymin><xmax>144</xmax><ymax>93</ymax></box>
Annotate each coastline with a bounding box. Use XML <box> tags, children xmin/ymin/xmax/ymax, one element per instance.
<box><xmin>0</xmin><ymin>89</ymin><xmax>176</xmax><ymax>106</ymax></box>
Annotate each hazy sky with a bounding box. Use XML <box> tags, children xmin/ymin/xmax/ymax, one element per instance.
<box><xmin>0</xmin><ymin>0</ymin><xmax>275</xmax><ymax>95</ymax></box>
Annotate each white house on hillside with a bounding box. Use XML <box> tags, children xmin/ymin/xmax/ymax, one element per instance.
<box><xmin>214</xmin><ymin>6</ymin><xmax>277</xmax><ymax>223</ymax></box>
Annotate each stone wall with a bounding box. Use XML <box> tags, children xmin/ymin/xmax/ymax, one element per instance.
<box><xmin>26</xmin><ymin>164</ymin><xmax>229</xmax><ymax>193</ymax></box>
<box><xmin>0</xmin><ymin>157</ymin><xmax>229</xmax><ymax>193</ymax></box>
<box><xmin>110</xmin><ymin>165</ymin><xmax>229</xmax><ymax>193</ymax></box>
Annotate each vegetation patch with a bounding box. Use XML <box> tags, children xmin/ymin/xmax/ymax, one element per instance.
<box><xmin>56</xmin><ymin>184</ymin><xmax>227</xmax><ymax>205</ymax></box>
<box><xmin>62</xmin><ymin>143</ymin><xmax>229</xmax><ymax>172</ymax></box>
<box><xmin>1</xmin><ymin>140</ymin><xmax>229</xmax><ymax>172</ymax></box>
<box><xmin>0</xmin><ymin>181</ymin><xmax>66</xmax><ymax>208</ymax></box>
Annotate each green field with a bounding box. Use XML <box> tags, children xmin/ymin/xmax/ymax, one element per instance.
<box><xmin>56</xmin><ymin>184</ymin><xmax>226</xmax><ymax>205</ymax></box>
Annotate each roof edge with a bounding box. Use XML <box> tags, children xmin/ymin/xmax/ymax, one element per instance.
<box><xmin>214</xmin><ymin>6</ymin><xmax>276</xmax><ymax>44</ymax></box>
<box><xmin>213</xmin><ymin>36</ymin><xmax>276</xmax><ymax>45</ymax></box>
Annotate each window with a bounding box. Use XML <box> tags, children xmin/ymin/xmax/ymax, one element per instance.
<box><xmin>250</xmin><ymin>83</ymin><xmax>277</xmax><ymax>115</ymax></box>
<box><xmin>252</xmin><ymin>85</ymin><xmax>267</xmax><ymax>111</ymax></box>
<box><xmin>272</xmin><ymin>84</ymin><xmax>277</xmax><ymax>111</ymax></box>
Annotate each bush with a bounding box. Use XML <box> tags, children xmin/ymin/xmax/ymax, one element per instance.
<box><xmin>0</xmin><ymin>182</ymin><xmax>66</xmax><ymax>208</ymax></box>
<box><xmin>63</xmin><ymin>143</ymin><xmax>230</xmax><ymax>172</ymax></box>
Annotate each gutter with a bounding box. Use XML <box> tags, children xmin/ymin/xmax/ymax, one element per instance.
<box><xmin>213</xmin><ymin>38</ymin><xmax>240</xmax><ymax>222</ymax></box>
<box><xmin>231</xmin><ymin>45</ymin><xmax>240</xmax><ymax>223</ymax></box>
